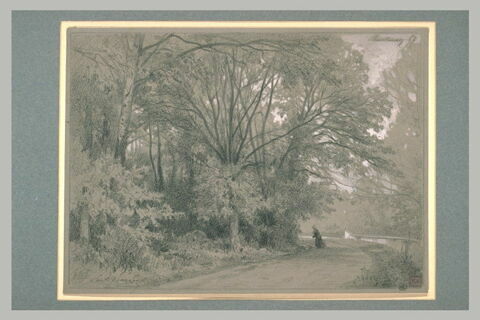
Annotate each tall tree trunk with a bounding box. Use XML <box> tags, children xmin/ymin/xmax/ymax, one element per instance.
<box><xmin>147</xmin><ymin>120</ymin><xmax>159</xmax><ymax>191</ymax></box>
<box><xmin>114</xmin><ymin>76</ymin><xmax>135</xmax><ymax>165</ymax></box>
<box><xmin>229</xmin><ymin>212</ymin><xmax>240</xmax><ymax>252</ymax></box>
<box><xmin>114</xmin><ymin>34</ymin><xmax>144</xmax><ymax>166</ymax></box>
<box><xmin>155</xmin><ymin>125</ymin><xmax>165</xmax><ymax>192</ymax></box>
<box><xmin>226</xmin><ymin>175</ymin><xmax>240</xmax><ymax>251</ymax></box>
<box><xmin>169</xmin><ymin>147</ymin><xmax>177</xmax><ymax>187</ymax></box>
<box><xmin>100</xmin><ymin>114</ymin><xmax>110</xmax><ymax>155</ymax></box>
<box><xmin>115</xmin><ymin>138</ymin><xmax>128</xmax><ymax>166</ymax></box>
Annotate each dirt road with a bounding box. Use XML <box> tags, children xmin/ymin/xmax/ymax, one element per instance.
<box><xmin>156</xmin><ymin>238</ymin><xmax>381</xmax><ymax>292</ymax></box>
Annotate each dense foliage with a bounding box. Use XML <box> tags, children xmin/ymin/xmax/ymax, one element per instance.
<box><xmin>354</xmin><ymin>248</ymin><xmax>423</xmax><ymax>290</ymax></box>
<box><xmin>66</xmin><ymin>32</ymin><xmax>421</xmax><ymax>285</ymax></box>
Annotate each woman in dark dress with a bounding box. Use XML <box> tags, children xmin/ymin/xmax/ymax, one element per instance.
<box><xmin>312</xmin><ymin>226</ymin><xmax>326</xmax><ymax>248</ymax></box>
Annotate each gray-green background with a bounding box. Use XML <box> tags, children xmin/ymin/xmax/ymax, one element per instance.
<box><xmin>12</xmin><ymin>10</ymin><xmax>468</xmax><ymax>310</ymax></box>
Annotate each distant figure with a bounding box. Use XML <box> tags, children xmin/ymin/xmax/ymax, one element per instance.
<box><xmin>344</xmin><ymin>229</ymin><xmax>357</xmax><ymax>240</ymax></box>
<box><xmin>312</xmin><ymin>226</ymin><xmax>326</xmax><ymax>248</ymax></box>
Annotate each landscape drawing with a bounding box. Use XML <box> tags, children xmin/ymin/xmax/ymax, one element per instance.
<box><xmin>60</xmin><ymin>23</ymin><xmax>432</xmax><ymax>297</ymax></box>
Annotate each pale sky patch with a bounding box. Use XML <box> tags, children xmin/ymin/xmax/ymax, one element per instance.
<box><xmin>408</xmin><ymin>92</ymin><xmax>417</xmax><ymax>102</ymax></box>
<box><xmin>342</xmin><ymin>33</ymin><xmax>417</xmax><ymax>140</ymax></box>
<box><xmin>271</xmin><ymin>107</ymin><xmax>287</xmax><ymax>124</ymax></box>
<box><xmin>342</xmin><ymin>33</ymin><xmax>413</xmax><ymax>88</ymax></box>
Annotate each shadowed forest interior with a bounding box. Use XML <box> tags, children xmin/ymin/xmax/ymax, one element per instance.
<box><xmin>66</xmin><ymin>30</ymin><xmax>426</xmax><ymax>292</ymax></box>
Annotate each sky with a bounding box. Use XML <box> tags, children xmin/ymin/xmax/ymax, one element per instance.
<box><xmin>342</xmin><ymin>33</ymin><xmax>414</xmax><ymax>88</ymax></box>
<box><xmin>271</xmin><ymin>33</ymin><xmax>417</xmax><ymax>138</ymax></box>
<box><xmin>277</xmin><ymin>32</ymin><xmax>419</xmax><ymax>193</ymax></box>
<box><xmin>308</xmin><ymin>33</ymin><xmax>418</xmax><ymax>192</ymax></box>
<box><xmin>342</xmin><ymin>33</ymin><xmax>417</xmax><ymax>140</ymax></box>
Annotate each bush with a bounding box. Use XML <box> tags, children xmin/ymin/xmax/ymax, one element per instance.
<box><xmin>354</xmin><ymin>249</ymin><xmax>422</xmax><ymax>290</ymax></box>
<box><xmin>154</xmin><ymin>213</ymin><xmax>195</xmax><ymax>237</ymax></box>
<box><xmin>69</xmin><ymin>208</ymin><xmax>81</xmax><ymax>242</ymax></box>
<box><xmin>70</xmin><ymin>241</ymin><xmax>101</xmax><ymax>265</ymax></box>
<box><xmin>199</xmin><ymin>215</ymin><xmax>230</xmax><ymax>240</ymax></box>
<box><xmin>148</xmin><ymin>236</ymin><xmax>170</xmax><ymax>255</ymax></box>
<box><xmin>101</xmin><ymin>227</ymin><xmax>149</xmax><ymax>272</ymax></box>
<box><xmin>164</xmin><ymin>181</ymin><xmax>195</xmax><ymax>214</ymax></box>
<box><xmin>239</xmin><ymin>208</ymin><xmax>299</xmax><ymax>249</ymax></box>
<box><xmin>89</xmin><ymin>213</ymin><xmax>107</xmax><ymax>251</ymax></box>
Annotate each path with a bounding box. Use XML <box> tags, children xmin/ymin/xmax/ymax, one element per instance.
<box><xmin>156</xmin><ymin>238</ymin><xmax>382</xmax><ymax>291</ymax></box>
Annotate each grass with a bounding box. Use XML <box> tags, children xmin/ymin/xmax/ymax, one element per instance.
<box><xmin>352</xmin><ymin>246</ymin><xmax>423</xmax><ymax>290</ymax></box>
<box><xmin>67</xmin><ymin>232</ymin><xmax>287</xmax><ymax>290</ymax></box>
<box><xmin>67</xmin><ymin>235</ymin><xmax>423</xmax><ymax>292</ymax></box>
<box><xmin>156</xmin><ymin>238</ymin><xmax>389</xmax><ymax>292</ymax></box>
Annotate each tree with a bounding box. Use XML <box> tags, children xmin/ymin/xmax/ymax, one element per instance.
<box><xmin>69</xmin><ymin>67</ymin><xmax>117</xmax><ymax>158</ymax></box>
<box><xmin>158</xmin><ymin>34</ymin><xmax>394</xmax><ymax>250</ymax></box>
<box><xmin>382</xmin><ymin>36</ymin><xmax>424</xmax><ymax>239</ymax></box>
<box><xmin>73</xmin><ymin>32</ymin><xmax>288</xmax><ymax>166</ymax></box>
<box><xmin>69</xmin><ymin>32</ymin><xmax>398</xmax><ymax>252</ymax></box>
<box><xmin>342</xmin><ymin>35</ymin><xmax>424</xmax><ymax>240</ymax></box>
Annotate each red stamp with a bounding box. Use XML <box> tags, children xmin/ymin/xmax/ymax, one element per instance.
<box><xmin>409</xmin><ymin>276</ymin><xmax>422</xmax><ymax>287</ymax></box>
